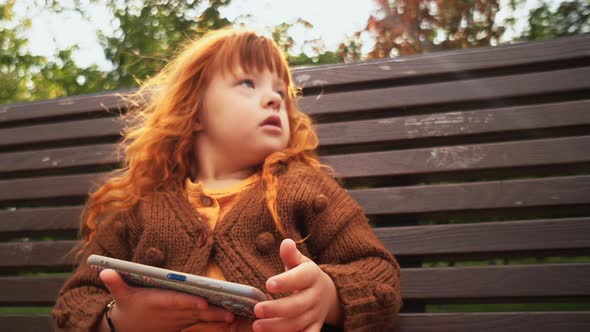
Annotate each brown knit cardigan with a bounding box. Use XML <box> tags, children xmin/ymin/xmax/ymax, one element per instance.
<box><xmin>52</xmin><ymin>162</ymin><xmax>402</xmax><ymax>331</ymax></box>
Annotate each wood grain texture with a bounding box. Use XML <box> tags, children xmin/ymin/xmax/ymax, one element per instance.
<box><xmin>316</xmin><ymin>100</ymin><xmax>590</xmax><ymax>146</ymax></box>
<box><xmin>377</xmin><ymin>217</ymin><xmax>590</xmax><ymax>257</ymax></box>
<box><xmin>2</xmin><ymin>264</ymin><xmax>588</xmax><ymax>304</ymax></box>
<box><xmin>2</xmin><ymin>218</ymin><xmax>588</xmax><ymax>267</ymax></box>
<box><xmin>351</xmin><ymin>175</ymin><xmax>590</xmax><ymax>215</ymax></box>
<box><xmin>298</xmin><ymin>67</ymin><xmax>590</xmax><ymax>116</ymax></box>
<box><xmin>293</xmin><ymin>34</ymin><xmax>590</xmax><ymax>88</ymax></box>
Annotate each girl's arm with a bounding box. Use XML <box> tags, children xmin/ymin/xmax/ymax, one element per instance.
<box><xmin>52</xmin><ymin>213</ymin><xmax>136</xmax><ymax>331</ymax></box>
<box><xmin>253</xmin><ymin>238</ymin><xmax>343</xmax><ymax>332</ymax></box>
<box><xmin>93</xmin><ymin>269</ymin><xmax>233</xmax><ymax>332</ymax></box>
<box><xmin>309</xmin><ymin>174</ymin><xmax>403</xmax><ymax>330</ymax></box>
<box><xmin>52</xmin><ymin>210</ymin><xmax>233</xmax><ymax>331</ymax></box>
<box><xmin>254</xmin><ymin>166</ymin><xmax>402</xmax><ymax>331</ymax></box>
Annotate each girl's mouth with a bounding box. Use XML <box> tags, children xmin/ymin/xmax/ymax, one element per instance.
<box><xmin>260</xmin><ymin>115</ymin><xmax>282</xmax><ymax>129</ymax></box>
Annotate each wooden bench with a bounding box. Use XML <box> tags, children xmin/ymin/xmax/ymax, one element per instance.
<box><xmin>1</xmin><ymin>34</ymin><xmax>590</xmax><ymax>331</ymax></box>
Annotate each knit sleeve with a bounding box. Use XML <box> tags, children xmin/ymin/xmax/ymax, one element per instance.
<box><xmin>52</xmin><ymin>210</ymin><xmax>139</xmax><ymax>332</ymax></box>
<box><xmin>285</xmin><ymin>166</ymin><xmax>402</xmax><ymax>331</ymax></box>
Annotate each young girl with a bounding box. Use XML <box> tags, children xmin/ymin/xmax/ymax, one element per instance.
<box><xmin>52</xmin><ymin>28</ymin><xmax>402</xmax><ymax>332</ymax></box>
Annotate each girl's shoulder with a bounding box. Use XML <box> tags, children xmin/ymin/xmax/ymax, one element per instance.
<box><xmin>132</xmin><ymin>190</ymin><xmax>187</xmax><ymax>216</ymax></box>
<box><xmin>280</xmin><ymin>161</ymin><xmax>344</xmax><ymax>193</ymax></box>
<box><xmin>279</xmin><ymin>161</ymin><xmax>363</xmax><ymax>214</ymax></box>
<box><xmin>283</xmin><ymin>161</ymin><xmax>334</xmax><ymax>181</ymax></box>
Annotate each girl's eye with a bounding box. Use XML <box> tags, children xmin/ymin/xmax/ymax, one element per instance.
<box><xmin>240</xmin><ymin>79</ymin><xmax>255</xmax><ymax>88</ymax></box>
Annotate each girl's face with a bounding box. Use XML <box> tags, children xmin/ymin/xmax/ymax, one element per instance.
<box><xmin>194</xmin><ymin>67</ymin><xmax>291</xmax><ymax>169</ymax></box>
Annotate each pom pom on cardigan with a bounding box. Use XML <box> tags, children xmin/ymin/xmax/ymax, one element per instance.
<box><xmin>313</xmin><ymin>194</ymin><xmax>328</xmax><ymax>214</ymax></box>
<box><xmin>144</xmin><ymin>247</ymin><xmax>166</xmax><ymax>267</ymax></box>
<box><xmin>255</xmin><ymin>232</ymin><xmax>276</xmax><ymax>254</ymax></box>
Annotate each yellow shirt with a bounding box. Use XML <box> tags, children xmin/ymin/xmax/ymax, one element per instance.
<box><xmin>183</xmin><ymin>172</ymin><xmax>261</xmax><ymax>332</ymax></box>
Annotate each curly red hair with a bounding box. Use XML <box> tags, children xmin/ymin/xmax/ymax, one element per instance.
<box><xmin>79</xmin><ymin>29</ymin><xmax>328</xmax><ymax>253</ymax></box>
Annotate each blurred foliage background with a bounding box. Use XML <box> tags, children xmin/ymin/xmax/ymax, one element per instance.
<box><xmin>0</xmin><ymin>0</ymin><xmax>589</xmax><ymax>104</ymax></box>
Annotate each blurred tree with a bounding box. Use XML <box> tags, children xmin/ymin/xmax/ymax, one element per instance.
<box><xmin>347</xmin><ymin>0</ymin><xmax>505</xmax><ymax>59</ymax></box>
<box><xmin>4</xmin><ymin>0</ymin><xmax>590</xmax><ymax>105</ymax></box>
<box><xmin>0</xmin><ymin>0</ymin><xmax>105</xmax><ymax>103</ymax></box>
<box><xmin>268</xmin><ymin>19</ymin><xmax>340</xmax><ymax>66</ymax></box>
<box><xmin>31</xmin><ymin>46</ymin><xmax>109</xmax><ymax>99</ymax></box>
<box><xmin>520</xmin><ymin>0</ymin><xmax>590</xmax><ymax>40</ymax></box>
<box><xmin>95</xmin><ymin>0</ymin><xmax>232</xmax><ymax>88</ymax></box>
<box><xmin>337</xmin><ymin>34</ymin><xmax>364</xmax><ymax>63</ymax></box>
<box><xmin>4</xmin><ymin>0</ymin><xmax>334</xmax><ymax>103</ymax></box>
<box><xmin>43</xmin><ymin>0</ymin><xmax>232</xmax><ymax>90</ymax></box>
<box><xmin>0</xmin><ymin>0</ymin><xmax>234</xmax><ymax>104</ymax></box>
<box><xmin>0</xmin><ymin>0</ymin><xmax>40</xmax><ymax>103</ymax></box>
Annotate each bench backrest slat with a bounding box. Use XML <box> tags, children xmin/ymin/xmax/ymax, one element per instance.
<box><xmin>2</xmin><ymin>263</ymin><xmax>589</xmax><ymax>305</ymax></box>
<box><xmin>2</xmin><ymin>174</ymin><xmax>589</xmax><ymax>215</ymax></box>
<box><xmin>3</xmin><ymin>217</ymin><xmax>589</xmax><ymax>270</ymax></box>
<box><xmin>300</xmin><ymin>67</ymin><xmax>590</xmax><ymax>118</ymax></box>
<box><xmin>293</xmin><ymin>34</ymin><xmax>590</xmax><ymax>88</ymax></box>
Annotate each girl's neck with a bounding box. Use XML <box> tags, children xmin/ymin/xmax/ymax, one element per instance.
<box><xmin>194</xmin><ymin>166</ymin><xmax>257</xmax><ymax>190</ymax></box>
<box><xmin>192</xmin><ymin>136</ymin><xmax>262</xmax><ymax>189</ymax></box>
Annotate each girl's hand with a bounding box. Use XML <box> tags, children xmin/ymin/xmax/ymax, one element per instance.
<box><xmin>99</xmin><ymin>269</ymin><xmax>235</xmax><ymax>332</ymax></box>
<box><xmin>253</xmin><ymin>239</ymin><xmax>343</xmax><ymax>332</ymax></box>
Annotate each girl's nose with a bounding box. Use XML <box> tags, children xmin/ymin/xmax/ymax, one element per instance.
<box><xmin>262</xmin><ymin>91</ymin><xmax>282</xmax><ymax>111</ymax></box>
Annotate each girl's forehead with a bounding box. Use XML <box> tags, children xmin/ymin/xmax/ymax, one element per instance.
<box><xmin>220</xmin><ymin>65</ymin><xmax>287</xmax><ymax>83</ymax></box>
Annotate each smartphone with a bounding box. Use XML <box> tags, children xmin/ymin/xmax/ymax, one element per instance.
<box><xmin>87</xmin><ymin>254</ymin><xmax>269</xmax><ymax>317</ymax></box>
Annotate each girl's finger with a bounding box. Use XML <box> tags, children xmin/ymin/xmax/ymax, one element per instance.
<box><xmin>266</xmin><ymin>262</ymin><xmax>317</xmax><ymax>293</ymax></box>
<box><xmin>99</xmin><ymin>269</ymin><xmax>132</xmax><ymax>300</ymax></box>
<box><xmin>255</xmin><ymin>288</ymin><xmax>315</xmax><ymax>319</ymax></box>
<box><xmin>279</xmin><ymin>239</ymin><xmax>312</xmax><ymax>271</ymax></box>
<box><xmin>252</xmin><ymin>317</ymin><xmax>284</xmax><ymax>332</ymax></box>
<box><xmin>146</xmin><ymin>289</ymin><xmax>209</xmax><ymax>311</ymax></box>
<box><xmin>189</xmin><ymin>305</ymin><xmax>235</xmax><ymax>323</ymax></box>
<box><xmin>253</xmin><ymin>308</ymin><xmax>316</xmax><ymax>332</ymax></box>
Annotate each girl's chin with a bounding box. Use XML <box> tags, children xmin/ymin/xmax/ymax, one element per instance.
<box><xmin>253</xmin><ymin>145</ymin><xmax>286</xmax><ymax>160</ymax></box>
